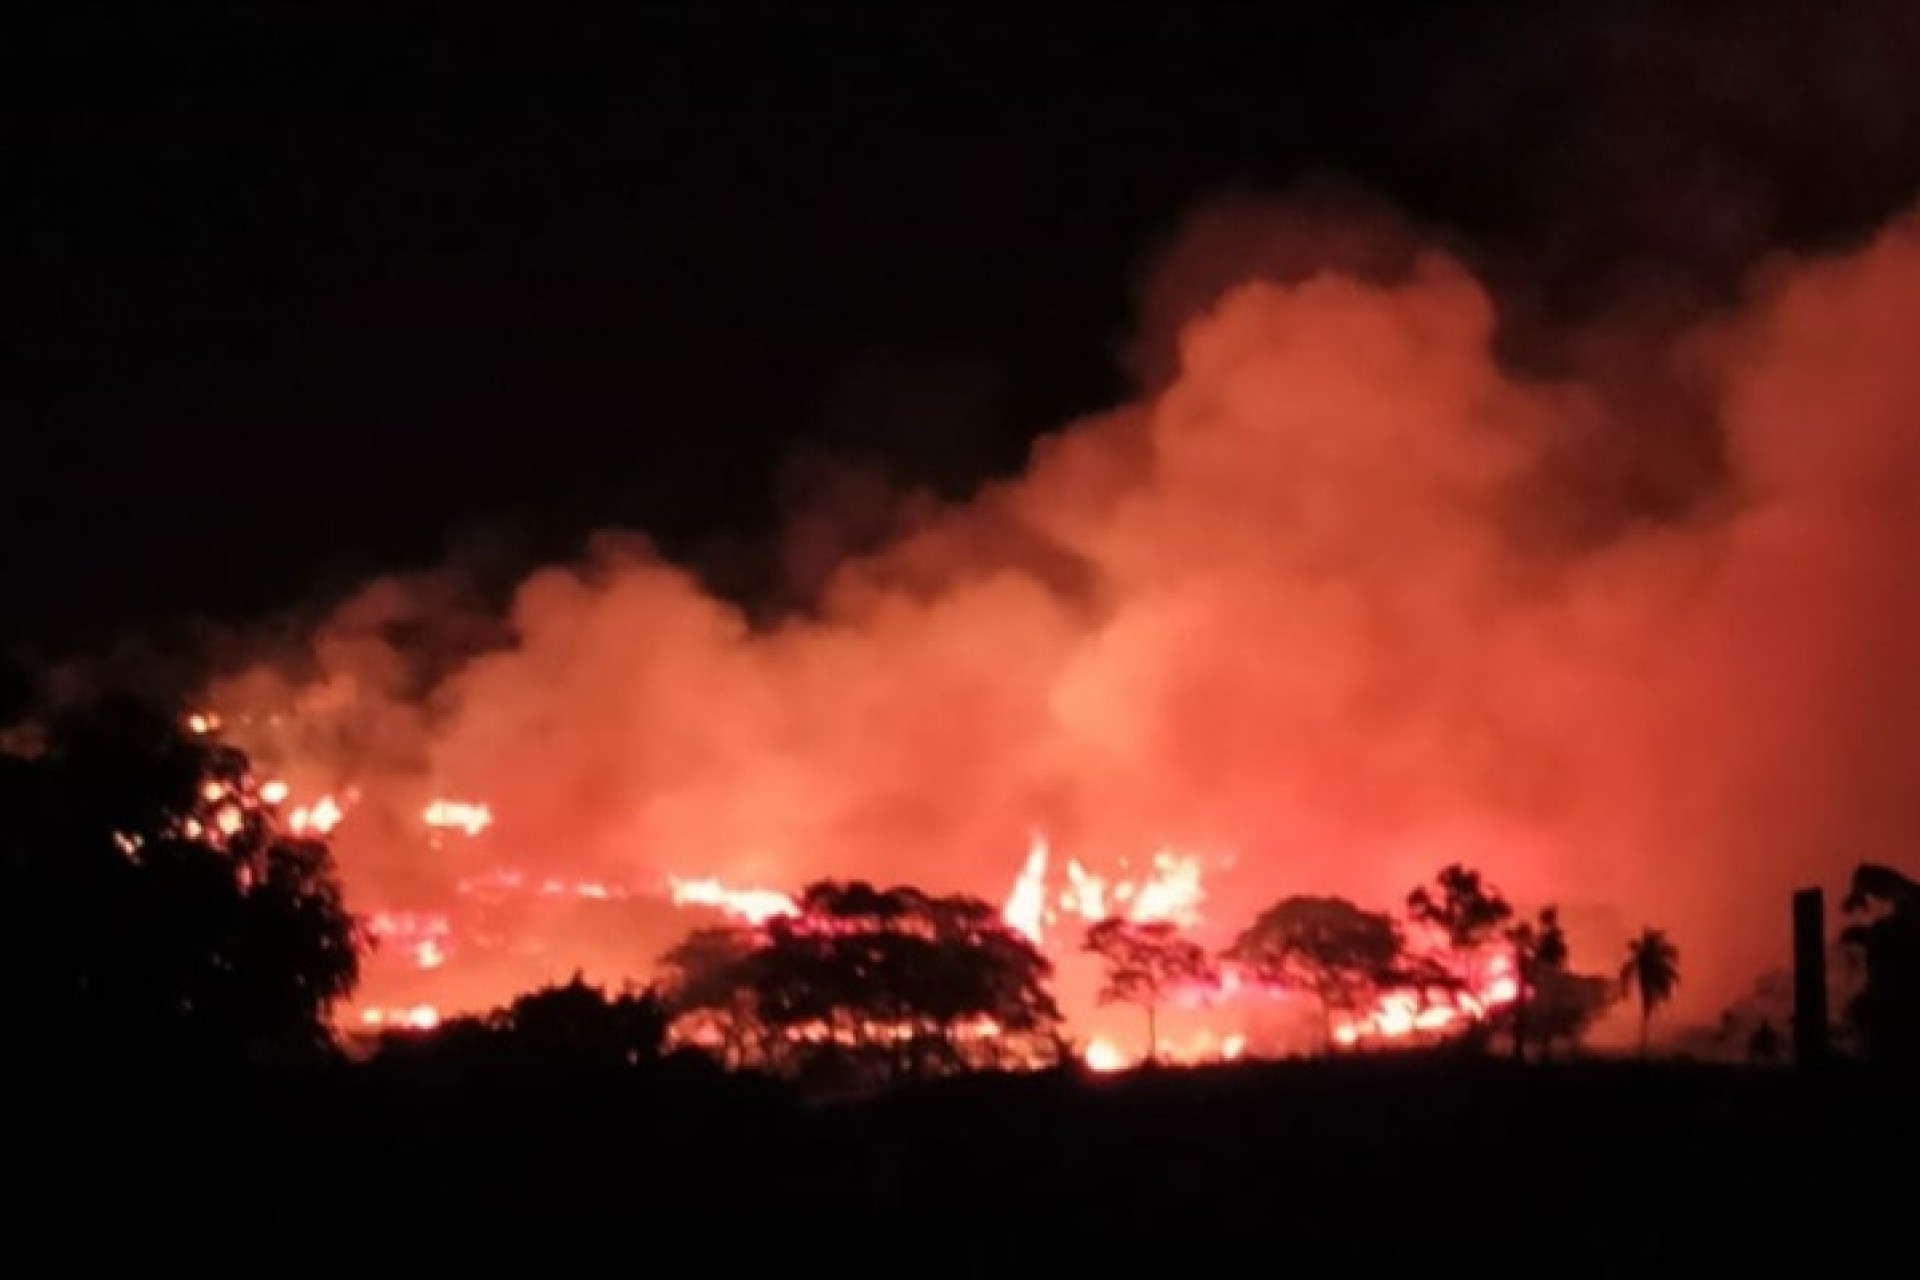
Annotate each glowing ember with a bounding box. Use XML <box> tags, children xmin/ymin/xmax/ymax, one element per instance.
<box><xmin>541</xmin><ymin>877</ymin><xmax>617</xmax><ymax>899</ymax></box>
<box><xmin>289</xmin><ymin>795</ymin><xmax>344</xmax><ymax>836</ymax></box>
<box><xmin>360</xmin><ymin>1005</ymin><xmax>441</xmax><ymax>1031</ymax></box>
<box><xmin>259</xmin><ymin>779</ymin><xmax>290</xmax><ymax>805</ymax></box>
<box><xmin>366</xmin><ymin>910</ymin><xmax>454</xmax><ymax>972</ymax></box>
<box><xmin>668</xmin><ymin>876</ymin><xmax>799</xmax><ymax>924</ymax></box>
<box><xmin>423</xmin><ymin>799</ymin><xmax>492</xmax><ymax>836</ymax></box>
<box><xmin>1082</xmin><ymin>1030</ymin><xmax>1246</xmax><ymax>1072</ymax></box>
<box><xmin>456</xmin><ymin>868</ymin><xmax>525</xmax><ymax>895</ymax></box>
<box><xmin>185</xmin><ymin>712</ymin><xmax>219</xmax><ymax>736</ymax></box>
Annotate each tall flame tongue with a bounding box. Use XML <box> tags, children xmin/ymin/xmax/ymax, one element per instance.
<box><xmin>1002</xmin><ymin>832</ymin><xmax>1207</xmax><ymax>947</ymax></box>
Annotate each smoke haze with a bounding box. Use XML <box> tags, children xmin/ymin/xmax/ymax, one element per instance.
<box><xmin>199</xmin><ymin>189</ymin><xmax>1920</xmax><ymax>1029</ymax></box>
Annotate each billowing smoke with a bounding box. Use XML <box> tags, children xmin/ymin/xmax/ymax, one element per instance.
<box><xmin>196</xmin><ymin>191</ymin><xmax>1920</xmax><ymax>1034</ymax></box>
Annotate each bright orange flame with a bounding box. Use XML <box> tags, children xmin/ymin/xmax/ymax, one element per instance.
<box><xmin>423</xmin><ymin>799</ymin><xmax>492</xmax><ymax>836</ymax></box>
<box><xmin>1003</xmin><ymin>835</ymin><xmax>1050</xmax><ymax>943</ymax></box>
<box><xmin>360</xmin><ymin>1004</ymin><xmax>440</xmax><ymax>1031</ymax></box>
<box><xmin>1127</xmin><ymin>850</ymin><xmax>1206</xmax><ymax>926</ymax></box>
<box><xmin>1001</xmin><ymin>832</ymin><xmax>1211</xmax><ymax>947</ymax></box>
<box><xmin>667</xmin><ymin>876</ymin><xmax>799</xmax><ymax>924</ymax></box>
<box><xmin>290</xmin><ymin>794</ymin><xmax>344</xmax><ymax>836</ymax></box>
<box><xmin>1330</xmin><ymin>945</ymin><xmax>1521</xmax><ymax>1047</ymax></box>
<box><xmin>1085</xmin><ymin>1038</ymin><xmax>1127</xmax><ymax>1072</ymax></box>
<box><xmin>259</xmin><ymin>779</ymin><xmax>290</xmax><ymax>805</ymax></box>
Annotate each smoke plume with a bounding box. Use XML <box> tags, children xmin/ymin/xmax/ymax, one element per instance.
<box><xmin>193</xmin><ymin>187</ymin><xmax>1920</xmax><ymax>1032</ymax></box>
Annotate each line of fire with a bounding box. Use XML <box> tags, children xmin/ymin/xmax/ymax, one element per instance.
<box><xmin>167</xmin><ymin>705</ymin><xmax>1881</xmax><ymax>1081</ymax></box>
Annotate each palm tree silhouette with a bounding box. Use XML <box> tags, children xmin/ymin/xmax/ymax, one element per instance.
<box><xmin>1619</xmin><ymin>928</ymin><xmax>1681</xmax><ymax>1056</ymax></box>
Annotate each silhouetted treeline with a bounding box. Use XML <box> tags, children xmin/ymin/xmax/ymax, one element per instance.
<box><xmin>4</xmin><ymin>692</ymin><xmax>1919</xmax><ymax>1260</ymax></box>
<box><xmin>0</xmin><ymin>694</ymin><xmax>358</xmax><ymax>1072</ymax></box>
<box><xmin>5</xmin><ymin>691</ymin><xmax>1920</xmax><ymax>1083</ymax></box>
<box><xmin>1843</xmin><ymin>863</ymin><xmax>1920</xmax><ymax>1063</ymax></box>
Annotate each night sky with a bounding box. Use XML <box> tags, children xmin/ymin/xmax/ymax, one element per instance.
<box><xmin>8</xmin><ymin>1</ymin><xmax>1919</xmax><ymax>654</ymax></box>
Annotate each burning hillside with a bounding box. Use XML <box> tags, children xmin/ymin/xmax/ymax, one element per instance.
<box><xmin>185</xmin><ymin>196</ymin><xmax>1920</xmax><ymax>1054</ymax></box>
<box><xmin>187</xmin><ymin>710</ymin><xmax>1536</xmax><ymax>1067</ymax></box>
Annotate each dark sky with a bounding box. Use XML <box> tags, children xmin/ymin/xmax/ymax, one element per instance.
<box><xmin>8</xmin><ymin>2</ymin><xmax>1919</xmax><ymax>654</ymax></box>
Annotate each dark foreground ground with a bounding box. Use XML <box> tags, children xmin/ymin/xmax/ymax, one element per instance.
<box><xmin>19</xmin><ymin>1053</ymin><xmax>1917</xmax><ymax>1264</ymax></box>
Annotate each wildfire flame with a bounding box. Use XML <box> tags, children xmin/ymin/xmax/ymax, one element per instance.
<box><xmin>1002</xmin><ymin>833</ymin><xmax>1207</xmax><ymax>946</ymax></box>
<box><xmin>667</xmin><ymin>876</ymin><xmax>799</xmax><ymax>924</ymax></box>
<box><xmin>423</xmin><ymin>799</ymin><xmax>492</xmax><ymax>837</ymax></box>
<box><xmin>360</xmin><ymin>1005</ymin><xmax>441</xmax><ymax>1031</ymax></box>
<box><xmin>1081</xmin><ymin>1029</ymin><xmax>1248</xmax><ymax>1073</ymax></box>
<box><xmin>290</xmin><ymin>795</ymin><xmax>344</xmax><ymax>837</ymax></box>
<box><xmin>180</xmin><ymin>709</ymin><xmax>1531</xmax><ymax>1057</ymax></box>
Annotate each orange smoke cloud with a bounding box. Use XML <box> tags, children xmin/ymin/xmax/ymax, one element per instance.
<box><xmin>204</xmin><ymin>197</ymin><xmax>1920</xmax><ymax>1034</ymax></box>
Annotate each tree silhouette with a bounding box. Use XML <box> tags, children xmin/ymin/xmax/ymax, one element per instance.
<box><xmin>660</xmin><ymin>880</ymin><xmax>1062</xmax><ymax>1089</ymax></box>
<box><xmin>1839</xmin><ymin>862</ymin><xmax>1920</xmax><ymax>1064</ymax></box>
<box><xmin>1619</xmin><ymin>927</ymin><xmax>1681</xmax><ymax>1056</ymax></box>
<box><xmin>1502</xmin><ymin>906</ymin><xmax>1569</xmax><ymax>1062</ymax></box>
<box><xmin>657</xmin><ymin>924</ymin><xmax>768</xmax><ymax>1068</ymax></box>
<box><xmin>502</xmin><ymin>973</ymin><xmax>668</xmax><ymax>1068</ymax></box>
<box><xmin>1226</xmin><ymin>896</ymin><xmax>1404</xmax><ymax>1051</ymax></box>
<box><xmin>1528</xmin><ymin>967</ymin><xmax>1616</xmax><ymax>1058</ymax></box>
<box><xmin>1081</xmin><ymin>917</ymin><xmax>1218</xmax><ymax>1062</ymax></box>
<box><xmin>0</xmin><ymin>694</ymin><xmax>362</xmax><ymax>1068</ymax></box>
<box><xmin>1407</xmin><ymin>863</ymin><xmax>1513</xmax><ymax>954</ymax></box>
<box><xmin>376</xmin><ymin>973</ymin><xmax>666</xmax><ymax>1077</ymax></box>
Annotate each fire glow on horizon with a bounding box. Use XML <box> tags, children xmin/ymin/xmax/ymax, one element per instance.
<box><xmin>198</xmin><ymin>741</ymin><xmax>1525</xmax><ymax>1068</ymax></box>
<box><xmin>188</xmin><ymin>196</ymin><xmax>1920</xmax><ymax>1051</ymax></box>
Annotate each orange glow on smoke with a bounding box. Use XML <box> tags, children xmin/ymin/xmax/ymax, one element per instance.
<box><xmin>194</xmin><ymin>199</ymin><xmax>1920</xmax><ymax>1048</ymax></box>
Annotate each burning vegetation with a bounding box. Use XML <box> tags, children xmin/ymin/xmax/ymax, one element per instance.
<box><xmin>171</xmin><ymin>196</ymin><xmax>1920</xmax><ymax>1065</ymax></box>
<box><xmin>14</xmin><ymin>169</ymin><xmax>1920</xmax><ymax>1078</ymax></box>
<box><xmin>165</xmin><ymin>708</ymin><xmax>1629</xmax><ymax>1076</ymax></box>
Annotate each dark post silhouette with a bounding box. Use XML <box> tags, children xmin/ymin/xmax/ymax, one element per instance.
<box><xmin>1792</xmin><ymin>888</ymin><xmax>1828</xmax><ymax>1069</ymax></box>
